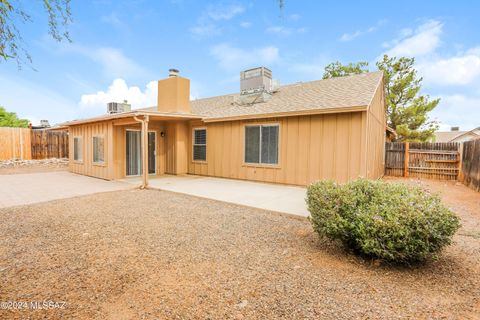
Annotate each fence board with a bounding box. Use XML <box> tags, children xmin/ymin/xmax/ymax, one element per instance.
<box><xmin>0</xmin><ymin>127</ymin><xmax>32</xmax><ymax>160</ymax></box>
<box><xmin>461</xmin><ymin>139</ymin><xmax>480</xmax><ymax>191</ymax></box>
<box><xmin>385</xmin><ymin>142</ymin><xmax>461</xmax><ymax>180</ymax></box>
<box><xmin>384</xmin><ymin>142</ymin><xmax>405</xmax><ymax>177</ymax></box>
<box><xmin>31</xmin><ymin>129</ymin><xmax>69</xmax><ymax>159</ymax></box>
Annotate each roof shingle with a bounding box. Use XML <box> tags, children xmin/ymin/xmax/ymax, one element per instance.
<box><xmin>140</xmin><ymin>71</ymin><xmax>383</xmax><ymax>121</ymax></box>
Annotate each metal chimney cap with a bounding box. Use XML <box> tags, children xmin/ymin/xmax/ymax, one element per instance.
<box><xmin>169</xmin><ymin>68</ymin><xmax>180</xmax><ymax>77</ymax></box>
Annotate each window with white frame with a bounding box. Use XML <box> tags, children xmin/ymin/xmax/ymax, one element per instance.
<box><xmin>92</xmin><ymin>136</ymin><xmax>105</xmax><ymax>163</ymax></box>
<box><xmin>73</xmin><ymin>137</ymin><xmax>83</xmax><ymax>161</ymax></box>
<box><xmin>193</xmin><ymin>128</ymin><xmax>207</xmax><ymax>161</ymax></box>
<box><xmin>245</xmin><ymin>124</ymin><xmax>279</xmax><ymax>165</ymax></box>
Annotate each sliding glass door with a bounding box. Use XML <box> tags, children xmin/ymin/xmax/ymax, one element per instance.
<box><xmin>126</xmin><ymin>130</ymin><xmax>156</xmax><ymax>176</ymax></box>
<box><xmin>148</xmin><ymin>132</ymin><xmax>156</xmax><ymax>174</ymax></box>
<box><xmin>126</xmin><ymin>130</ymin><xmax>142</xmax><ymax>176</ymax></box>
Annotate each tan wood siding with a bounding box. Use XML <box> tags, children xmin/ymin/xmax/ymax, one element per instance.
<box><xmin>188</xmin><ymin>112</ymin><xmax>367</xmax><ymax>186</ymax></box>
<box><xmin>70</xmin><ymin>120</ymin><xmax>169</xmax><ymax>180</ymax></box>
<box><xmin>165</xmin><ymin>121</ymin><xmax>189</xmax><ymax>175</ymax></box>
<box><xmin>69</xmin><ymin>121</ymin><xmax>113</xmax><ymax>180</ymax></box>
<box><xmin>365</xmin><ymin>79</ymin><xmax>386</xmax><ymax>179</ymax></box>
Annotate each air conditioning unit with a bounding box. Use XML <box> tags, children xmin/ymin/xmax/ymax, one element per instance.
<box><xmin>238</xmin><ymin>67</ymin><xmax>280</xmax><ymax>105</ymax></box>
<box><xmin>240</xmin><ymin>66</ymin><xmax>273</xmax><ymax>94</ymax></box>
<box><xmin>107</xmin><ymin>100</ymin><xmax>131</xmax><ymax>114</ymax></box>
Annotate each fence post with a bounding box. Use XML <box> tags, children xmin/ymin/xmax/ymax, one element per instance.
<box><xmin>404</xmin><ymin>142</ymin><xmax>409</xmax><ymax>177</ymax></box>
<box><xmin>458</xmin><ymin>143</ymin><xmax>464</xmax><ymax>182</ymax></box>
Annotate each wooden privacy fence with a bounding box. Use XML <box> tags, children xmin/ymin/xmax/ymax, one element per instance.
<box><xmin>0</xmin><ymin>127</ymin><xmax>32</xmax><ymax>160</ymax></box>
<box><xmin>31</xmin><ymin>130</ymin><xmax>69</xmax><ymax>159</ymax></box>
<box><xmin>0</xmin><ymin>128</ymin><xmax>68</xmax><ymax>160</ymax></box>
<box><xmin>385</xmin><ymin>142</ymin><xmax>461</xmax><ymax>180</ymax></box>
<box><xmin>461</xmin><ymin>139</ymin><xmax>480</xmax><ymax>191</ymax></box>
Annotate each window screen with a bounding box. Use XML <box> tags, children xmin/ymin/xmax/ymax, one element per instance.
<box><xmin>93</xmin><ymin>136</ymin><xmax>105</xmax><ymax>163</ymax></box>
<box><xmin>193</xmin><ymin>128</ymin><xmax>207</xmax><ymax>161</ymax></box>
<box><xmin>245</xmin><ymin>126</ymin><xmax>260</xmax><ymax>163</ymax></box>
<box><xmin>245</xmin><ymin>125</ymin><xmax>279</xmax><ymax>165</ymax></box>
<box><xmin>73</xmin><ymin>137</ymin><xmax>82</xmax><ymax>161</ymax></box>
<box><xmin>261</xmin><ymin>126</ymin><xmax>279</xmax><ymax>164</ymax></box>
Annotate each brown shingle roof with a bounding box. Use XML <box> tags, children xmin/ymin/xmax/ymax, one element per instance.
<box><xmin>139</xmin><ymin>71</ymin><xmax>383</xmax><ymax>121</ymax></box>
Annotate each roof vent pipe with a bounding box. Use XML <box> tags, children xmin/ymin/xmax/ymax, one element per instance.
<box><xmin>169</xmin><ymin>68</ymin><xmax>179</xmax><ymax>77</ymax></box>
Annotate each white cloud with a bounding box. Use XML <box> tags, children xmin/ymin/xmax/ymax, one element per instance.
<box><xmin>266</xmin><ymin>26</ymin><xmax>307</xmax><ymax>37</ymax></box>
<box><xmin>90</xmin><ymin>48</ymin><xmax>145</xmax><ymax>78</ymax></box>
<box><xmin>190</xmin><ymin>3</ymin><xmax>245</xmax><ymax>38</ymax></box>
<box><xmin>206</xmin><ymin>4</ymin><xmax>244</xmax><ymax>21</ymax></box>
<box><xmin>340</xmin><ymin>30</ymin><xmax>362</xmax><ymax>42</ymax></box>
<box><xmin>380</xmin><ymin>20</ymin><xmax>480</xmax><ymax>130</ymax></box>
<box><xmin>239</xmin><ymin>21</ymin><xmax>252</xmax><ymax>28</ymax></box>
<box><xmin>430</xmin><ymin>94</ymin><xmax>480</xmax><ymax>130</ymax></box>
<box><xmin>289</xmin><ymin>55</ymin><xmax>332</xmax><ymax>79</ymax></box>
<box><xmin>383</xmin><ymin>20</ymin><xmax>442</xmax><ymax>57</ymax></box>
<box><xmin>417</xmin><ymin>47</ymin><xmax>480</xmax><ymax>86</ymax></box>
<box><xmin>79</xmin><ymin>79</ymin><xmax>157</xmax><ymax>112</ymax></box>
<box><xmin>289</xmin><ymin>14</ymin><xmax>301</xmax><ymax>21</ymax></box>
<box><xmin>60</xmin><ymin>44</ymin><xmax>146</xmax><ymax>79</ymax></box>
<box><xmin>36</xmin><ymin>37</ymin><xmax>146</xmax><ymax>79</ymax></box>
<box><xmin>210</xmin><ymin>43</ymin><xmax>280</xmax><ymax>70</ymax></box>
<box><xmin>190</xmin><ymin>24</ymin><xmax>221</xmax><ymax>37</ymax></box>
<box><xmin>266</xmin><ymin>26</ymin><xmax>293</xmax><ymax>37</ymax></box>
<box><xmin>382</xmin><ymin>21</ymin><xmax>480</xmax><ymax>87</ymax></box>
<box><xmin>101</xmin><ymin>12</ymin><xmax>130</xmax><ymax>35</ymax></box>
<box><xmin>340</xmin><ymin>19</ymin><xmax>387</xmax><ymax>42</ymax></box>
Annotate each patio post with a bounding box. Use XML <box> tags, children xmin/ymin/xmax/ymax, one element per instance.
<box><xmin>142</xmin><ymin>115</ymin><xmax>149</xmax><ymax>188</ymax></box>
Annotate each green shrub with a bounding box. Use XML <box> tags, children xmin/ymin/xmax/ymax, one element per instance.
<box><xmin>306</xmin><ymin>179</ymin><xmax>460</xmax><ymax>264</ymax></box>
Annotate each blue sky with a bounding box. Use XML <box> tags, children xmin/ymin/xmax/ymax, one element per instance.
<box><xmin>1</xmin><ymin>0</ymin><xmax>479</xmax><ymax>130</ymax></box>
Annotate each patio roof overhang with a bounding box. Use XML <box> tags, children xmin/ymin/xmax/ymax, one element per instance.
<box><xmin>62</xmin><ymin>111</ymin><xmax>203</xmax><ymax>127</ymax></box>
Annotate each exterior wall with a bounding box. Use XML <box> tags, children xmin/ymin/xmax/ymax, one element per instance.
<box><xmin>165</xmin><ymin>121</ymin><xmax>189</xmax><ymax>175</ymax></box>
<box><xmin>112</xmin><ymin>122</ymin><xmax>167</xmax><ymax>179</ymax></box>
<box><xmin>69</xmin><ymin>121</ymin><xmax>114</xmax><ymax>180</ymax></box>
<box><xmin>365</xmin><ymin>79</ymin><xmax>386</xmax><ymax>179</ymax></box>
<box><xmin>69</xmin><ymin>119</ymin><xmax>191</xmax><ymax>180</ymax></box>
<box><xmin>187</xmin><ymin>112</ymin><xmax>368</xmax><ymax>186</ymax></box>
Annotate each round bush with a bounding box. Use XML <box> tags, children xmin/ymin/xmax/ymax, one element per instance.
<box><xmin>306</xmin><ymin>179</ymin><xmax>460</xmax><ymax>263</ymax></box>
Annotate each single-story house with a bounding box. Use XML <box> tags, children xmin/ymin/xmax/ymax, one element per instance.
<box><xmin>434</xmin><ymin>127</ymin><xmax>480</xmax><ymax>143</ymax></box>
<box><xmin>64</xmin><ymin>67</ymin><xmax>386</xmax><ymax>187</ymax></box>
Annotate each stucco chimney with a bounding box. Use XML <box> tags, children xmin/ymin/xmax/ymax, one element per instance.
<box><xmin>157</xmin><ymin>69</ymin><xmax>190</xmax><ymax>113</ymax></box>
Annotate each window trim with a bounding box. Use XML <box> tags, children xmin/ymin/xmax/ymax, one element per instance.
<box><xmin>192</xmin><ymin>127</ymin><xmax>207</xmax><ymax>163</ymax></box>
<box><xmin>92</xmin><ymin>135</ymin><xmax>106</xmax><ymax>166</ymax></box>
<box><xmin>243</xmin><ymin>123</ymin><xmax>280</xmax><ymax>168</ymax></box>
<box><xmin>73</xmin><ymin>136</ymin><xmax>83</xmax><ymax>163</ymax></box>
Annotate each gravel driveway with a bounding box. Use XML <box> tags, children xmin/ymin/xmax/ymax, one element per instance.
<box><xmin>0</xmin><ymin>182</ymin><xmax>479</xmax><ymax>319</ymax></box>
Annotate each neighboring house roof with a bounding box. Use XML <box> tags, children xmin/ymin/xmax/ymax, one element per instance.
<box><xmin>434</xmin><ymin>127</ymin><xmax>480</xmax><ymax>142</ymax></box>
<box><xmin>140</xmin><ymin>71</ymin><xmax>384</xmax><ymax>122</ymax></box>
<box><xmin>386</xmin><ymin>126</ymin><xmax>397</xmax><ymax>141</ymax></box>
<box><xmin>65</xmin><ymin>71</ymin><xmax>383</xmax><ymax>126</ymax></box>
<box><xmin>434</xmin><ymin>131</ymin><xmax>467</xmax><ymax>143</ymax></box>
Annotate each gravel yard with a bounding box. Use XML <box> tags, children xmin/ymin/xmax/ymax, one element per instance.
<box><xmin>0</xmin><ymin>180</ymin><xmax>479</xmax><ymax>319</ymax></box>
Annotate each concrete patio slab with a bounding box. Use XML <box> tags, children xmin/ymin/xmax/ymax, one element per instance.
<box><xmin>0</xmin><ymin>171</ymin><xmax>132</xmax><ymax>208</ymax></box>
<box><xmin>123</xmin><ymin>175</ymin><xmax>309</xmax><ymax>217</ymax></box>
